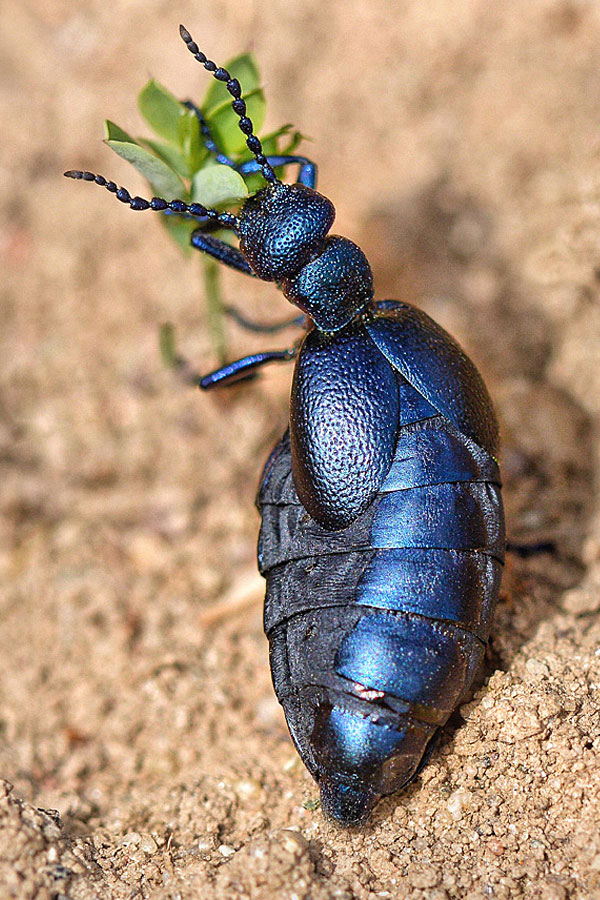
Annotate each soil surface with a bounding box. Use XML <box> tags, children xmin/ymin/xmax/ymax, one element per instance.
<box><xmin>2</xmin><ymin>1</ymin><xmax>600</xmax><ymax>898</ymax></box>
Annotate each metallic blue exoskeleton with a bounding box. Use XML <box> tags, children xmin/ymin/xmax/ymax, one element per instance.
<box><xmin>65</xmin><ymin>25</ymin><xmax>504</xmax><ymax>826</ymax></box>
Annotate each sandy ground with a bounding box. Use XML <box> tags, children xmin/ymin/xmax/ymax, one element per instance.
<box><xmin>2</xmin><ymin>1</ymin><xmax>600</xmax><ymax>897</ymax></box>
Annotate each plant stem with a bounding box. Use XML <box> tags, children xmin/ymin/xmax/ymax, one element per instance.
<box><xmin>202</xmin><ymin>257</ymin><xmax>227</xmax><ymax>365</ymax></box>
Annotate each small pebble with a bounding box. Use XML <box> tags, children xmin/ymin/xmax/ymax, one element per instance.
<box><xmin>447</xmin><ymin>788</ymin><xmax>472</xmax><ymax>819</ymax></box>
<box><xmin>275</xmin><ymin>829</ymin><xmax>309</xmax><ymax>857</ymax></box>
<box><xmin>139</xmin><ymin>834</ymin><xmax>157</xmax><ymax>854</ymax></box>
<box><xmin>121</xmin><ymin>832</ymin><xmax>140</xmax><ymax>847</ymax></box>
<box><xmin>526</xmin><ymin>658</ymin><xmax>550</xmax><ymax>679</ymax></box>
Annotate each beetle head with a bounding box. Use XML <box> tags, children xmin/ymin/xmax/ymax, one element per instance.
<box><xmin>238</xmin><ymin>182</ymin><xmax>335</xmax><ymax>281</ymax></box>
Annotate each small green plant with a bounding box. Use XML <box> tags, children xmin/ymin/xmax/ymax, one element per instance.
<box><xmin>105</xmin><ymin>55</ymin><xmax>303</xmax><ymax>362</ymax></box>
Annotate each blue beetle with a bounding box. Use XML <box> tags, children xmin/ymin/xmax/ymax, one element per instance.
<box><xmin>66</xmin><ymin>25</ymin><xmax>504</xmax><ymax>826</ymax></box>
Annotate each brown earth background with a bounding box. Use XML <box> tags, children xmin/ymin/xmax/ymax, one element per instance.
<box><xmin>2</xmin><ymin>1</ymin><xmax>600</xmax><ymax>898</ymax></box>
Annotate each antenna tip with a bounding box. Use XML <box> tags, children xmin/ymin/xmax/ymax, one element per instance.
<box><xmin>179</xmin><ymin>24</ymin><xmax>192</xmax><ymax>43</ymax></box>
<box><xmin>64</xmin><ymin>170</ymin><xmax>96</xmax><ymax>182</ymax></box>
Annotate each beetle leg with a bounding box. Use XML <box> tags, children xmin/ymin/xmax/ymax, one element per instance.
<box><xmin>190</xmin><ymin>231</ymin><xmax>307</xmax><ymax>328</ymax></box>
<box><xmin>237</xmin><ymin>156</ymin><xmax>317</xmax><ymax>188</ymax></box>
<box><xmin>224</xmin><ymin>306</ymin><xmax>306</xmax><ymax>334</ymax></box>
<box><xmin>165</xmin><ymin>343</ymin><xmax>297</xmax><ymax>391</ymax></box>
<box><xmin>191</xmin><ymin>231</ymin><xmax>255</xmax><ymax>276</ymax></box>
<box><xmin>199</xmin><ymin>348</ymin><xmax>297</xmax><ymax>389</ymax></box>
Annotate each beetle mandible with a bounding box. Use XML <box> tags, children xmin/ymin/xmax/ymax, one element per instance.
<box><xmin>65</xmin><ymin>24</ymin><xmax>505</xmax><ymax>826</ymax></box>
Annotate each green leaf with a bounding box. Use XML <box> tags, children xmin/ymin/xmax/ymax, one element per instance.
<box><xmin>104</xmin><ymin>121</ymin><xmax>187</xmax><ymax>200</ymax></box>
<box><xmin>178</xmin><ymin>108</ymin><xmax>206</xmax><ymax>175</ymax></box>
<box><xmin>104</xmin><ymin>120</ymin><xmax>138</xmax><ymax>144</ymax></box>
<box><xmin>138</xmin><ymin>79</ymin><xmax>188</xmax><ymax>146</ymax></box>
<box><xmin>137</xmin><ymin>137</ymin><xmax>191</xmax><ymax>180</ymax></box>
<box><xmin>207</xmin><ymin>87</ymin><xmax>266</xmax><ymax>157</ymax></box>
<box><xmin>137</xmin><ymin>114</ymin><xmax>207</xmax><ymax>179</ymax></box>
<box><xmin>203</xmin><ymin>53</ymin><xmax>261</xmax><ymax>113</ymax></box>
<box><xmin>241</xmin><ymin>173</ymin><xmax>263</xmax><ymax>196</ymax></box>
<box><xmin>191</xmin><ymin>165</ymin><xmax>248</xmax><ymax>208</ymax></box>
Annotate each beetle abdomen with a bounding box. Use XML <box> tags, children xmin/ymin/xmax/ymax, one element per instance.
<box><xmin>257</xmin><ymin>377</ymin><xmax>504</xmax><ymax>825</ymax></box>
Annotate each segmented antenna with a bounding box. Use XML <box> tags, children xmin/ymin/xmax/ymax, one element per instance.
<box><xmin>179</xmin><ymin>24</ymin><xmax>279</xmax><ymax>186</ymax></box>
<box><xmin>63</xmin><ymin>170</ymin><xmax>240</xmax><ymax>230</ymax></box>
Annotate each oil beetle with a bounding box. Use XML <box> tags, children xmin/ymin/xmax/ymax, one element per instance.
<box><xmin>66</xmin><ymin>25</ymin><xmax>504</xmax><ymax>826</ymax></box>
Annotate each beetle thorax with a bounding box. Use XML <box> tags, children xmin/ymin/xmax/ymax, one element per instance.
<box><xmin>238</xmin><ymin>183</ymin><xmax>373</xmax><ymax>331</ymax></box>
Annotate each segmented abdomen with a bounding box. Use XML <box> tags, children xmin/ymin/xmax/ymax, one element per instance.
<box><xmin>257</xmin><ymin>376</ymin><xmax>504</xmax><ymax>822</ymax></box>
